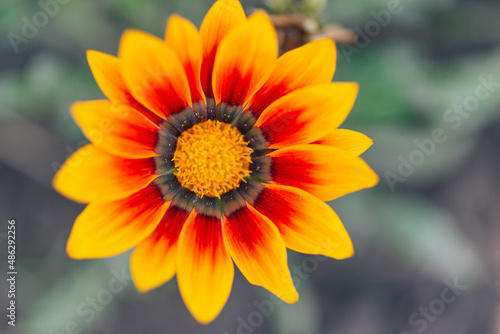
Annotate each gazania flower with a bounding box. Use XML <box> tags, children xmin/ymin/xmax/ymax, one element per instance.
<box><xmin>53</xmin><ymin>0</ymin><xmax>378</xmax><ymax>324</ymax></box>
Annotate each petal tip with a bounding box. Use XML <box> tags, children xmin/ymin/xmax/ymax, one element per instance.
<box><xmin>66</xmin><ymin>239</ymin><xmax>84</xmax><ymax>260</ymax></box>
<box><xmin>248</xmin><ymin>9</ymin><xmax>274</xmax><ymax>30</ymax></box>
<box><xmin>166</xmin><ymin>13</ymin><xmax>189</xmax><ymax>30</ymax></box>
<box><xmin>192</xmin><ymin>312</ymin><xmax>219</xmax><ymax>325</ymax></box>
<box><xmin>181</xmin><ymin>286</ymin><xmax>228</xmax><ymax>324</ymax></box>
<box><xmin>119</xmin><ymin>28</ymin><xmax>157</xmax><ymax>57</ymax></box>
<box><xmin>217</xmin><ymin>0</ymin><xmax>244</xmax><ymax>10</ymax></box>
<box><xmin>317</xmin><ymin>37</ymin><xmax>336</xmax><ymax>48</ymax></box>
<box><xmin>130</xmin><ymin>246</ymin><xmax>177</xmax><ymax>294</ymax></box>
<box><xmin>306</xmin><ymin>38</ymin><xmax>337</xmax><ymax>61</ymax></box>
<box><xmin>86</xmin><ymin>49</ymin><xmax>98</xmax><ymax>61</ymax></box>
<box><xmin>86</xmin><ymin>49</ymin><xmax>107</xmax><ymax>69</ymax></box>
<box><xmin>66</xmin><ymin>231</ymin><xmax>98</xmax><ymax>260</ymax></box>
<box><xmin>280</xmin><ymin>289</ymin><xmax>299</xmax><ymax>304</ymax></box>
<box><xmin>329</xmin><ymin>244</ymin><xmax>355</xmax><ymax>260</ymax></box>
<box><xmin>348</xmin><ymin>81</ymin><xmax>360</xmax><ymax>94</ymax></box>
<box><xmin>132</xmin><ymin>281</ymin><xmax>154</xmax><ymax>294</ymax></box>
<box><xmin>359</xmin><ymin>163</ymin><xmax>379</xmax><ymax>189</ymax></box>
<box><xmin>368</xmin><ymin>168</ymin><xmax>380</xmax><ymax>186</ymax></box>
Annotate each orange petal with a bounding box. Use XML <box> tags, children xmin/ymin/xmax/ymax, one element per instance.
<box><xmin>269</xmin><ymin>144</ymin><xmax>379</xmax><ymax>201</ymax></box>
<box><xmin>177</xmin><ymin>212</ymin><xmax>234</xmax><ymax>324</ymax></box>
<box><xmin>165</xmin><ymin>15</ymin><xmax>205</xmax><ymax>104</ymax></box>
<box><xmin>223</xmin><ymin>205</ymin><xmax>298</xmax><ymax>303</ymax></box>
<box><xmin>252</xmin><ymin>184</ymin><xmax>353</xmax><ymax>259</ymax></box>
<box><xmin>66</xmin><ymin>184</ymin><xmax>168</xmax><ymax>259</ymax></box>
<box><xmin>254</xmin><ymin>83</ymin><xmax>359</xmax><ymax>149</ymax></box>
<box><xmin>200</xmin><ymin>0</ymin><xmax>246</xmax><ymax>98</ymax></box>
<box><xmin>86</xmin><ymin>50</ymin><xmax>162</xmax><ymax>124</ymax></box>
<box><xmin>246</xmin><ymin>39</ymin><xmax>337</xmax><ymax>119</ymax></box>
<box><xmin>53</xmin><ymin>144</ymin><xmax>156</xmax><ymax>203</ymax></box>
<box><xmin>212</xmin><ymin>10</ymin><xmax>277</xmax><ymax>106</ymax></box>
<box><xmin>131</xmin><ymin>205</ymin><xmax>191</xmax><ymax>292</ymax></box>
<box><xmin>71</xmin><ymin>100</ymin><xmax>159</xmax><ymax>159</ymax></box>
<box><xmin>312</xmin><ymin>129</ymin><xmax>374</xmax><ymax>156</ymax></box>
<box><xmin>119</xmin><ymin>29</ymin><xmax>191</xmax><ymax>119</ymax></box>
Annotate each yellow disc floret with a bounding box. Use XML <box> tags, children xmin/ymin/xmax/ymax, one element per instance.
<box><xmin>172</xmin><ymin>120</ymin><xmax>253</xmax><ymax>198</ymax></box>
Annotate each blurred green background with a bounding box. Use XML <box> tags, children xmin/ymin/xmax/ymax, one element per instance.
<box><xmin>1</xmin><ymin>0</ymin><xmax>500</xmax><ymax>333</ymax></box>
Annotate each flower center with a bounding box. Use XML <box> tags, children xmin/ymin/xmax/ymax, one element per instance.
<box><xmin>172</xmin><ymin>120</ymin><xmax>253</xmax><ymax>198</ymax></box>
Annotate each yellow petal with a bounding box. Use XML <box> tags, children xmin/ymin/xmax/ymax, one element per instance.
<box><xmin>223</xmin><ymin>205</ymin><xmax>298</xmax><ymax>303</ymax></box>
<box><xmin>212</xmin><ymin>10</ymin><xmax>277</xmax><ymax>106</ymax></box>
<box><xmin>165</xmin><ymin>14</ymin><xmax>205</xmax><ymax>104</ymax></box>
<box><xmin>119</xmin><ymin>29</ymin><xmax>191</xmax><ymax>119</ymax></box>
<box><xmin>247</xmin><ymin>38</ymin><xmax>337</xmax><ymax>118</ymax></box>
<box><xmin>87</xmin><ymin>50</ymin><xmax>129</xmax><ymax>104</ymax></box>
<box><xmin>254</xmin><ymin>83</ymin><xmax>359</xmax><ymax>149</ymax></box>
<box><xmin>53</xmin><ymin>144</ymin><xmax>156</xmax><ymax>203</ymax></box>
<box><xmin>66</xmin><ymin>184</ymin><xmax>168</xmax><ymax>259</ymax></box>
<box><xmin>253</xmin><ymin>184</ymin><xmax>353</xmax><ymax>259</ymax></box>
<box><xmin>313</xmin><ymin>129</ymin><xmax>374</xmax><ymax>156</ymax></box>
<box><xmin>131</xmin><ymin>204</ymin><xmax>191</xmax><ymax>292</ymax></box>
<box><xmin>200</xmin><ymin>0</ymin><xmax>246</xmax><ymax>97</ymax></box>
<box><xmin>177</xmin><ymin>212</ymin><xmax>234</xmax><ymax>324</ymax></box>
<box><xmin>71</xmin><ymin>100</ymin><xmax>159</xmax><ymax>159</ymax></box>
<box><xmin>269</xmin><ymin>144</ymin><xmax>379</xmax><ymax>201</ymax></box>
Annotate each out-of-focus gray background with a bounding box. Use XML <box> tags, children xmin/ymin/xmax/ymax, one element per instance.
<box><xmin>1</xmin><ymin>0</ymin><xmax>500</xmax><ymax>333</ymax></box>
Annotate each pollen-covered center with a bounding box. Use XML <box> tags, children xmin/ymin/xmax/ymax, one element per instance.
<box><xmin>173</xmin><ymin>120</ymin><xmax>253</xmax><ymax>198</ymax></box>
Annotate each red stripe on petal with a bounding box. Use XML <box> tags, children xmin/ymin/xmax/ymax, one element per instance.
<box><xmin>214</xmin><ymin>69</ymin><xmax>253</xmax><ymax>107</ymax></box>
<box><xmin>152</xmin><ymin>205</ymin><xmax>190</xmax><ymax>243</ymax></box>
<box><xmin>201</xmin><ymin>48</ymin><xmax>217</xmax><ymax>99</ymax></box>
<box><xmin>246</xmin><ymin>81</ymin><xmax>288</xmax><ymax>119</ymax></box>
<box><xmin>256</xmin><ymin>105</ymin><xmax>309</xmax><ymax>147</ymax></box>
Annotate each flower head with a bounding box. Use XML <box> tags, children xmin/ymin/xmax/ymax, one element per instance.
<box><xmin>53</xmin><ymin>0</ymin><xmax>378</xmax><ymax>324</ymax></box>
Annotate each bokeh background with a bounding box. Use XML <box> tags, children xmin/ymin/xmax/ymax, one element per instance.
<box><xmin>1</xmin><ymin>0</ymin><xmax>500</xmax><ymax>333</ymax></box>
